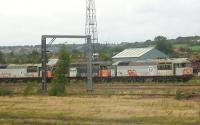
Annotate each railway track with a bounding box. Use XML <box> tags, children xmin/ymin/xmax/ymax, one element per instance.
<box><xmin>0</xmin><ymin>82</ymin><xmax>199</xmax><ymax>98</ymax></box>
<box><xmin>94</xmin><ymin>83</ymin><xmax>200</xmax><ymax>87</ymax></box>
<box><xmin>94</xmin><ymin>83</ymin><xmax>200</xmax><ymax>89</ymax></box>
<box><xmin>68</xmin><ymin>93</ymin><xmax>200</xmax><ymax>98</ymax></box>
<box><xmin>92</xmin><ymin>83</ymin><xmax>200</xmax><ymax>98</ymax></box>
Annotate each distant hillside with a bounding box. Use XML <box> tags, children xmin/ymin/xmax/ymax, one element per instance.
<box><xmin>175</xmin><ymin>36</ymin><xmax>200</xmax><ymax>44</ymax></box>
<box><xmin>0</xmin><ymin>35</ymin><xmax>200</xmax><ymax>62</ymax></box>
<box><xmin>0</xmin><ymin>44</ymin><xmax>86</xmax><ymax>54</ymax></box>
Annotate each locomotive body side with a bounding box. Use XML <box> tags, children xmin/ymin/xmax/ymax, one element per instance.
<box><xmin>0</xmin><ymin>68</ymin><xmax>27</xmax><ymax>78</ymax></box>
<box><xmin>111</xmin><ymin>58</ymin><xmax>193</xmax><ymax>82</ymax></box>
<box><xmin>116</xmin><ymin>65</ymin><xmax>158</xmax><ymax>77</ymax></box>
<box><xmin>173</xmin><ymin>64</ymin><xmax>193</xmax><ymax>76</ymax></box>
<box><xmin>0</xmin><ymin>64</ymin><xmax>40</xmax><ymax>80</ymax></box>
<box><xmin>172</xmin><ymin>59</ymin><xmax>193</xmax><ymax>81</ymax></box>
<box><xmin>157</xmin><ymin>62</ymin><xmax>173</xmax><ymax>76</ymax></box>
<box><xmin>112</xmin><ymin>61</ymin><xmax>158</xmax><ymax>77</ymax></box>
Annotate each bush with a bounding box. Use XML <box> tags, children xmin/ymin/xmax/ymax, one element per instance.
<box><xmin>48</xmin><ymin>83</ymin><xmax>67</xmax><ymax>96</ymax></box>
<box><xmin>36</xmin><ymin>88</ymin><xmax>45</xmax><ymax>95</ymax></box>
<box><xmin>23</xmin><ymin>83</ymin><xmax>36</xmax><ymax>96</ymax></box>
<box><xmin>175</xmin><ymin>89</ymin><xmax>194</xmax><ymax>100</ymax></box>
<box><xmin>0</xmin><ymin>87</ymin><xmax>13</xmax><ymax>96</ymax></box>
<box><xmin>23</xmin><ymin>83</ymin><xmax>43</xmax><ymax>96</ymax></box>
<box><xmin>176</xmin><ymin>90</ymin><xmax>185</xmax><ymax>100</ymax></box>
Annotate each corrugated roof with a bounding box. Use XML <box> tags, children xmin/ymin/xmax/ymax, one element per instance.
<box><xmin>112</xmin><ymin>47</ymin><xmax>154</xmax><ymax>59</ymax></box>
<box><xmin>47</xmin><ymin>59</ymin><xmax>58</xmax><ymax>66</ymax></box>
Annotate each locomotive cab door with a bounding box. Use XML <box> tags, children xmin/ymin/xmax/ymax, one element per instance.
<box><xmin>173</xmin><ymin>64</ymin><xmax>177</xmax><ymax>76</ymax></box>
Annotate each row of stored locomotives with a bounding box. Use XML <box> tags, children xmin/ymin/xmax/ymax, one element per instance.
<box><xmin>69</xmin><ymin>58</ymin><xmax>193</xmax><ymax>82</ymax></box>
<box><xmin>0</xmin><ymin>58</ymin><xmax>194</xmax><ymax>82</ymax></box>
<box><xmin>0</xmin><ymin>62</ymin><xmax>109</xmax><ymax>81</ymax></box>
<box><xmin>107</xmin><ymin>58</ymin><xmax>193</xmax><ymax>82</ymax></box>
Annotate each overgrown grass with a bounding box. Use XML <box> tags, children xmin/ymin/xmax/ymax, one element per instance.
<box><xmin>23</xmin><ymin>83</ymin><xmax>36</xmax><ymax>96</ymax></box>
<box><xmin>0</xmin><ymin>87</ymin><xmax>13</xmax><ymax>96</ymax></box>
<box><xmin>176</xmin><ymin>89</ymin><xmax>186</xmax><ymax>100</ymax></box>
<box><xmin>190</xmin><ymin>45</ymin><xmax>200</xmax><ymax>51</ymax></box>
<box><xmin>1</xmin><ymin>81</ymin><xmax>200</xmax><ymax>96</ymax></box>
<box><xmin>173</xmin><ymin>44</ymin><xmax>188</xmax><ymax>48</ymax></box>
<box><xmin>175</xmin><ymin>89</ymin><xmax>200</xmax><ymax>100</ymax></box>
<box><xmin>48</xmin><ymin>84</ymin><xmax>68</xmax><ymax>96</ymax></box>
<box><xmin>187</xmin><ymin>78</ymin><xmax>200</xmax><ymax>84</ymax></box>
<box><xmin>0</xmin><ymin>96</ymin><xmax>199</xmax><ymax>125</ymax></box>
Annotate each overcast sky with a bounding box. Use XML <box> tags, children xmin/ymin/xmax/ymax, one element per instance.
<box><xmin>0</xmin><ymin>0</ymin><xmax>200</xmax><ymax>46</ymax></box>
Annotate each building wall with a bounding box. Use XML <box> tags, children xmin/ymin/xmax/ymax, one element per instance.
<box><xmin>139</xmin><ymin>49</ymin><xmax>168</xmax><ymax>60</ymax></box>
<box><xmin>112</xmin><ymin>57</ymin><xmax>138</xmax><ymax>62</ymax></box>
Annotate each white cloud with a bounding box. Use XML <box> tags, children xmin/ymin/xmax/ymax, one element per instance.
<box><xmin>0</xmin><ymin>0</ymin><xmax>200</xmax><ymax>46</ymax></box>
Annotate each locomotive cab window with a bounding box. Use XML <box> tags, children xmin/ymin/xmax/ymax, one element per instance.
<box><xmin>118</xmin><ymin>62</ymin><xmax>129</xmax><ymax>66</ymax></box>
<box><xmin>0</xmin><ymin>65</ymin><xmax>7</xmax><ymax>69</ymax></box>
<box><xmin>174</xmin><ymin>63</ymin><xmax>191</xmax><ymax>68</ymax></box>
<box><xmin>100</xmin><ymin>66</ymin><xmax>109</xmax><ymax>70</ymax></box>
<box><xmin>27</xmin><ymin>66</ymin><xmax>38</xmax><ymax>73</ymax></box>
<box><xmin>158</xmin><ymin>63</ymin><xmax>172</xmax><ymax>70</ymax></box>
<box><xmin>184</xmin><ymin>63</ymin><xmax>192</xmax><ymax>67</ymax></box>
<box><xmin>181</xmin><ymin>63</ymin><xmax>186</xmax><ymax>67</ymax></box>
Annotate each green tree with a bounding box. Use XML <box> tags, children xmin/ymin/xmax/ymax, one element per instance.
<box><xmin>99</xmin><ymin>52</ymin><xmax>110</xmax><ymax>61</ymax></box>
<box><xmin>26</xmin><ymin>50</ymin><xmax>41</xmax><ymax>64</ymax></box>
<box><xmin>154</xmin><ymin>36</ymin><xmax>173</xmax><ymax>55</ymax></box>
<box><xmin>49</xmin><ymin>45</ymin><xmax>70</xmax><ymax>96</ymax></box>
<box><xmin>0</xmin><ymin>52</ymin><xmax>5</xmax><ymax>64</ymax></box>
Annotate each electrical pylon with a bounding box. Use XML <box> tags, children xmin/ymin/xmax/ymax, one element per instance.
<box><xmin>85</xmin><ymin>0</ymin><xmax>98</xmax><ymax>55</ymax></box>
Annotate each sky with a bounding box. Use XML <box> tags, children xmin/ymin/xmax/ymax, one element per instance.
<box><xmin>0</xmin><ymin>0</ymin><xmax>200</xmax><ymax>46</ymax></box>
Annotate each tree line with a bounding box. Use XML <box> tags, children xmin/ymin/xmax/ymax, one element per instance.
<box><xmin>1</xmin><ymin>35</ymin><xmax>199</xmax><ymax>64</ymax></box>
<box><xmin>0</xmin><ymin>50</ymin><xmax>41</xmax><ymax>64</ymax></box>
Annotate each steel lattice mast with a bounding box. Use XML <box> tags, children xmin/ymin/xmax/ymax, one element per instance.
<box><xmin>85</xmin><ymin>0</ymin><xmax>98</xmax><ymax>54</ymax></box>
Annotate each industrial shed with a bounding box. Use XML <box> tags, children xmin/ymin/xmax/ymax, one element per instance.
<box><xmin>112</xmin><ymin>47</ymin><xmax>168</xmax><ymax>62</ymax></box>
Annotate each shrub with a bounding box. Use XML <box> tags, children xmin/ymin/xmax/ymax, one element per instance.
<box><xmin>23</xmin><ymin>83</ymin><xmax>36</xmax><ymax>96</ymax></box>
<box><xmin>175</xmin><ymin>89</ymin><xmax>185</xmax><ymax>100</ymax></box>
<box><xmin>175</xmin><ymin>89</ymin><xmax>194</xmax><ymax>100</ymax></box>
<box><xmin>49</xmin><ymin>45</ymin><xmax>70</xmax><ymax>96</ymax></box>
<box><xmin>0</xmin><ymin>87</ymin><xmax>13</xmax><ymax>96</ymax></box>
<box><xmin>36</xmin><ymin>88</ymin><xmax>45</xmax><ymax>95</ymax></box>
<box><xmin>48</xmin><ymin>83</ymin><xmax>67</xmax><ymax>96</ymax></box>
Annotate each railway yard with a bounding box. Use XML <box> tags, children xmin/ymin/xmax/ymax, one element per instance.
<box><xmin>0</xmin><ymin>81</ymin><xmax>200</xmax><ymax>125</ymax></box>
<box><xmin>0</xmin><ymin>0</ymin><xmax>200</xmax><ymax>125</ymax></box>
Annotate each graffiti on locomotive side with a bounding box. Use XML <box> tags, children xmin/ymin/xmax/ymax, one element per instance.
<box><xmin>24</xmin><ymin>73</ymin><xmax>35</xmax><ymax>77</ymax></box>
<box><xmin>183</xmin><ymin>68</ymin><xmax>193</xmax><ymax>75</ymax></box>
<box><xmin>0</xmin><ymin>72</ymin><xmax>37</xmax><ymax>78</ymax></box>
<box><xmin>128</xmin><ymin>70</ymin><xmax>137</xmax><ymax>76</ymax></box>
<box><xmin>0</xmin><ymin>72</ymin><xmax>12</xmax><ymax>77</ymax></box>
